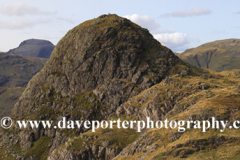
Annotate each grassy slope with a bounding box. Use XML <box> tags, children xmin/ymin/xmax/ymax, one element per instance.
<box><xmin>178</xmin><ymin>39</ymin><xmax>240</xmax><ymax>72</ymax></box>
<box><xmin>114</xmin><ymin>68</ymin><xmax>240</xmax><ymax>159</ymax></box>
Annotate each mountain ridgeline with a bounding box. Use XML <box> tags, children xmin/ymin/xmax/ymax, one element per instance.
<box><xmin>7</xmin><ymin>39</ymin><xmax>55</xmax><ymax>58</ymax></box>
<box><xmin>178</xmin><ymin>39</ymin><xmax>240</xmax><ymax>72</ymax></box>
<box><xmin>1</xmin><ymin>14</ymin><xmax>240</xmax><ymax>160</ymax></box>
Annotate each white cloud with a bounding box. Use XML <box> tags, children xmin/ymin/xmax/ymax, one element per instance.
<box><xmin>154</xmin><ymin>33</ymin><xmax>190</xmax><ymax>52</ymax></box>
<box><xmin>1</xmin><ymin>3</ymin><xmax>51</xmax><ymax>16</ymax></box>
<box><xmin>162</xmin><ymin>7</ymin><xmax>212</xmax><ymax>18</ymax></box>
<box><xmin>124</xmin><ymin>14</ymin><xmax>190</xmax><ymax>52</ymax></box>
<box><xmin>124</xmin><ymin>14</ymin><xmax>160</xmax><ymax>34</ymax></box>
<box><xmin>0</xmin><ymin>18</ymin><xmax>50</xmax><ymax>29</ymax></box>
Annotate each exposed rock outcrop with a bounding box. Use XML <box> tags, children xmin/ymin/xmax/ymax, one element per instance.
<box><xmin>13</xmin><ymin>14</ymin><xmax>178</xmax><ymax>120</ymax></box>
<box><xmin>48</xmin><ymin>136</ymin><xmax>122</xmax><ymax>160</ymax></box>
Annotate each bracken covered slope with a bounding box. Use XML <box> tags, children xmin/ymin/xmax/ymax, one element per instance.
<box><xmin>113</xmin><ymin>69</ymin><xmax>240</xmax><ymax>160</ymax></box>
<box><xmin>177</xmin><ymin>39</ymin><xmax>240</xmax><ymax>72</ymax></box>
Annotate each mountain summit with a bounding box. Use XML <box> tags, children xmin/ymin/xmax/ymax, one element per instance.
<box><xmin>13</xmin><ymin>14</ymin><xmax>178</xmax><ymax>119</ymax></box>
<box><xmin>7</xmin><ymin>39</ymin><xmax>55</xmax><ymax>58</ymax></box>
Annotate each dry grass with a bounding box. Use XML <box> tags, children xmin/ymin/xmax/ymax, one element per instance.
<box><xmin>116</xmin><ymin>67</ymin><xmax>240</xmax><ymax>159</ymax></box>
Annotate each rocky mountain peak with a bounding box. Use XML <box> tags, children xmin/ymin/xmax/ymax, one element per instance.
<box><xmin>13</xmin><ymin>14</ymin><xmax>178</xmax><ymax>120</ymax></box>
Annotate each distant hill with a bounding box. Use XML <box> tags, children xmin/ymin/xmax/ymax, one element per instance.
<box><xmin>0</xmin><ymin>52</ymin><xmax>47</xmax><ymax>87</ymax></box>
<box><xmin>0</xmin><ymin>52</ymin><xmax>47</xmax><ymax>117</ymax></box>
<box><xmin>7</xmin><ymin>39</ymin><xmax>55</xmax><ymax>58</ymax></box>
<box><xmin>177</xmin><ymin>39</ymin><xmax>240</xmax><ymax>72</ymax></box>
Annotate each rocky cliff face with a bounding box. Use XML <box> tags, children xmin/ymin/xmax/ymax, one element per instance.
<box><xmin>13</xmin><ymin>14</ymin><xmax>177</xmax><ymax>119</ymax></box>
<box><xmin>7</xmin><ymin>39</ymin><xmax>55</xmax><ymax>58</ymax></box>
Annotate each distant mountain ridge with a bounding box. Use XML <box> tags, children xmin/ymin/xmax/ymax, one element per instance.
<box><xmin>7</xmin><ymin>39</ymin><xmax>55</xmax><ymax>58</ymax></box>
<box><xmin>177</xmin><ymin>39</ymin><xmax>240</xmax><ymax>72</ymax></box>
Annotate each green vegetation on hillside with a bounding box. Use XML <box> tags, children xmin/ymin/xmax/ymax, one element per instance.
<box><xmin>177</xmin><ymin>39</ymin><xmax>240</xmax><ymax>72</ymax></box>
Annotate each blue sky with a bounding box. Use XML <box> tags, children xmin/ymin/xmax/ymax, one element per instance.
<box><xmin>0</xmin><ymin>0</ymin><xmax>240</xmax><ymax>52</ymax></box>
